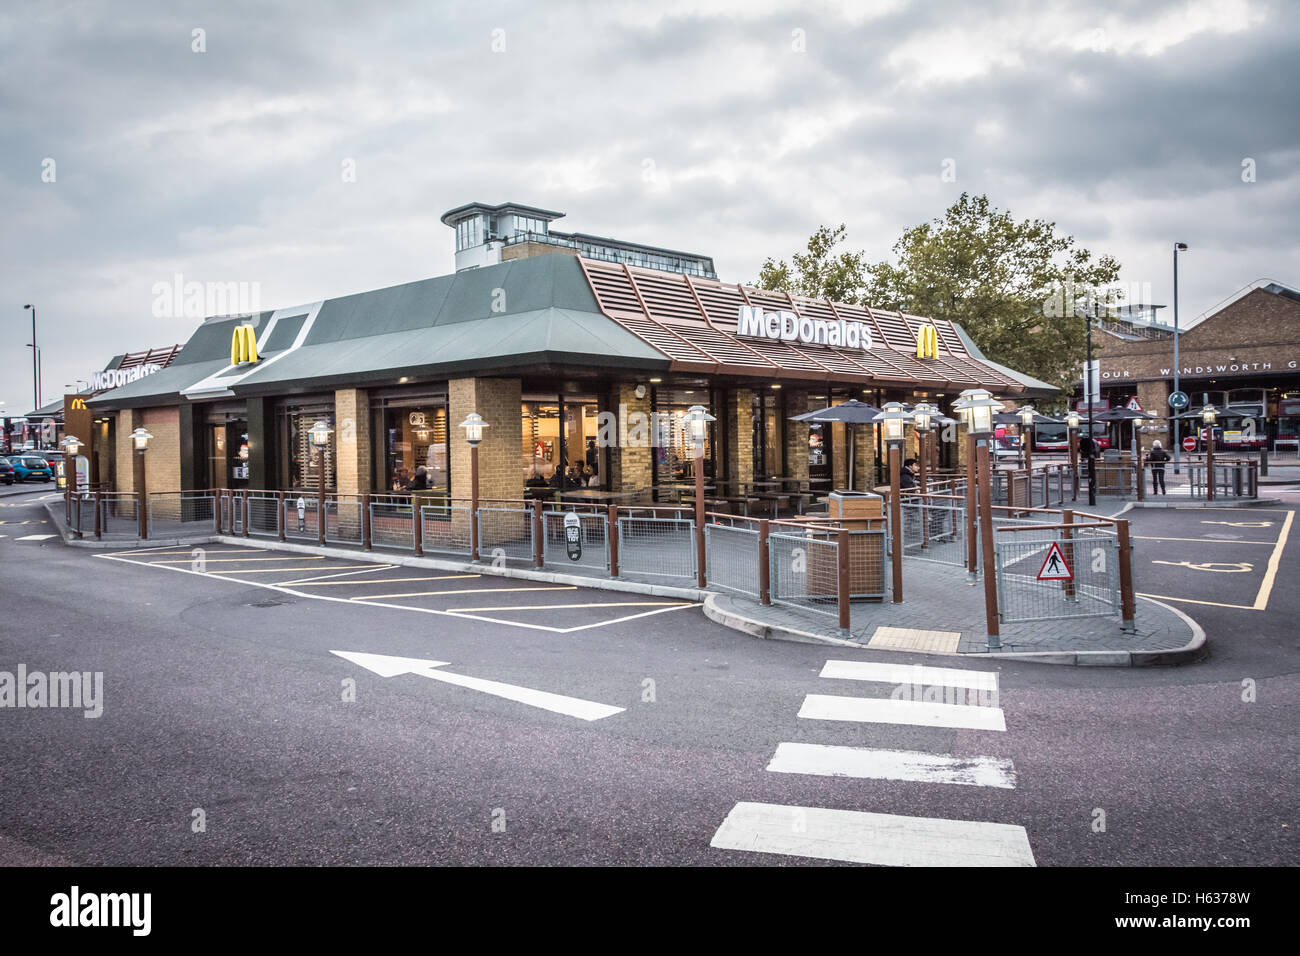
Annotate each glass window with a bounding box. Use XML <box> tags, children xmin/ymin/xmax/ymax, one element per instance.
<box><xmin>382</xmin><ymin>403</ymin><xmax>448</xmax><ymax>492</ymax></box>
<box><xmin>282</xmin><ymin>406</ymin><xmax>336</xmax><ymax>491</ymax></box>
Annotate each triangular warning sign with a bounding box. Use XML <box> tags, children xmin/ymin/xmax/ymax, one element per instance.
<box><xmin>1126</xmin><ymin>396</ymin><xmax>1143</xmax><ymax>412</ymax></box>
<box><xmin>1036</xmin><ymin>541</ymin><xmax>1073</xmax><ymax>581</ymax></box>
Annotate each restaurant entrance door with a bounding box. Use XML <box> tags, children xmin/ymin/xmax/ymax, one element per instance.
<box><xmin>206</xmin><ymin>418</ymin><xmax>249</xmax><ymax>489</ymax></box>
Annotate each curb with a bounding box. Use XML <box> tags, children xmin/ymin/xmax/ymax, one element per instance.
<box><xmin>1128</xmin><ymin>498</ymin><xmax>1282</xmax><ymax>509</ymax></box>
<box><xmin>40</xmin><ymin>501</ymin><xmax>218</xmax><ymax>550</ymax></box>
<box><xmin>700</xmin><ymin>592</ymin><xmax>1207</xmax><ymax>667</ymax></box>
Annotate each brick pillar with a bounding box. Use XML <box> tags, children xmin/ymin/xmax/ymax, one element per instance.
<box><xmin>1136</xmin><ymin>380</ymin><xmax>1170</xmax><ymax>453</ymax></box>
<box><xmin>832</xmin><ymin>422</ymin><xmax>847</xmax><ymax>489</ymax></box>
<box><xmin>956</xmin><ymin>423</ymin><xmax>971</xmax><ymax>468</ymax></box>
<box><xmin>334</xmin><ymin>389</ymin><xmax>371</xmax><ymax>496</ymax></box>
<box><xmin>783</xmin><ymin>390</ymin><xmax>810</xmax><ymax>483</ymax></box>
<box><xmin>726</xmin><ymin>389</ymin><xmax>755</xmax><ymax>484</ymax></box>
<box><xmin>142</xmin><ymin>408</ymin><xmax>181</xmax><ymax>517</ymax></box>
<box><xmin>608</xmin><ymin>384</ymin><xmax>652</xmax><ymax>493</ymax></box>
<box><xmin>854</xmin><ymin>424</ymin><xmax>877</xmax><ymax>491</ymax></box>
<box><xmin>115</xmin><ymin>409</ymin><xmax>139</xmax><ymax>492</ymax></box>
<box><xmin>450</xmin><ymin>377</ymin><xmax>523</xmax><ymax>543</ymax></box>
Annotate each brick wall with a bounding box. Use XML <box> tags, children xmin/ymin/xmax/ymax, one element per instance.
<box><xmin>607</xmin><ymin>384</ymin><xmax>652</xmax><ymax>493</ymax></box>
<box><xmin>726</xmin><ymin>389</ymin><xmax>755</xmax><ymax>484</ymax></box>
<box><xmin>500</xmin><ymin>241</ymin><xmax>581</xmax><ymax>264</ymax></box>
<box><xmin>449</xmin><ymin>377</ymin><xmax>523</xmax><ymax>503</ymax></box>
<box><xmin>782</xmin><ymin>390</ymin><xmax>810</xmax><ymax>483</ymax></box>
<box><xmin>114</xmin><ymin>409</ymin><xmax>138</xmax><ymax>493</ymax></box>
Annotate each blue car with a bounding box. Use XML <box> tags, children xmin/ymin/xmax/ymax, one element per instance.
<box><xmin>7</xmin><ymin>455</ymin><xmax>54</xmax><ymax>482</ymax></box>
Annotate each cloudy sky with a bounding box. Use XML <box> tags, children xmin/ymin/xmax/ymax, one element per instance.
<box><xmin>2</xmin><ymin>0</ymin><xmax>1297</xmax><ymax>415</ymax></box>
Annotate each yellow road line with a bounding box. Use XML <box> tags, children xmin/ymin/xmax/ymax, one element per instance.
<box><xmin>291</xmin><ymin>574</ymin><xmax>480</xmax><ymax>587</ymax></box>
<box><xmin>1132</xmin><ymin>536</ymin><xmax>1274</xmax><ymax>544</ymax></box>
<box><xmin>147</xmin><ymin>555</ymin><xmax>327</xmax><ymax>565</ymax></box>
<box><xmin>1135</xmin><ymin>592</ymin><xmax>1256</xmax><ymax>610</ymax></box>
<box><xmin>448</xmin><ymin>601</ymin><xmax>692</xmax><ymax>612</ymax></box>
<box><xmin>351</xmin><ymin>586</ymin><xmax>577</xmax><ymax>601</ymax></box>
<box><xmin>1253</xmin><ymin>509</ymin><xmax>1294</xmax><ymax>611</ymax></box>
<box><xmin>207</xmin><ymin>565</ymin><xmax>364</xmax><ymax>574</ymax></box>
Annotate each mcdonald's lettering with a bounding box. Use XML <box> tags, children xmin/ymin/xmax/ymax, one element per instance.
<box><xmin>916</xmin><ymin>324</ymin><xmax>940</xmax><ymax>359</ymax></box>
<box><xmin>231</xmin><ymin>325</ymin><xmax>259</xmax><ymax>365</ymax></box>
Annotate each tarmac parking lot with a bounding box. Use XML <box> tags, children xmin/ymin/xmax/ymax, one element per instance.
<box><xmin>94</xmin><ymin>544</ymin><xmax>698</xmax><ymax>634</ymax></box>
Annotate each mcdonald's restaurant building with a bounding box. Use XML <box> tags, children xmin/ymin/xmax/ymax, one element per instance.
<box><xmin>86</xmin><ymin>248</ymin><xmax>1053</xmax><ymax>505</ymax></box>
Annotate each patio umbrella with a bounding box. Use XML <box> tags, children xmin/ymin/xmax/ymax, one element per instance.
<box><xmin>1094</xmin><ymin>406</ymin><xmax>1158</xmax><ymax>449</ymax></box>
<box><xmin>789</xmin><ymin>399</ymin><xmax>883</xmax><ymax>489</ymax></box>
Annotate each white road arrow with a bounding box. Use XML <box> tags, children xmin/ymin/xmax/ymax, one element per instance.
<box><xmin>330</xmin><ymin>650</ymin><xmax>625</xmax><ymax>721</ymax></box>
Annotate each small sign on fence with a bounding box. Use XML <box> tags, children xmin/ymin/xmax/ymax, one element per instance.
<box><xmin>564</xmin><ymin>511</ymin><xmax>582</xmax><ymax>561</ymax></box>
<box><xmin>1036</xmin><ymin>541</ymin><xmax>1073</xmax><ymax>581</ymax></box>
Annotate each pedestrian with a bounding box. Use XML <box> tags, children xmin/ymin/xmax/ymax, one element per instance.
<box><xmin>899</xmin><ymin>458</ymin><xmax>919</xmax><ymax>490</ymax></box>
<box><xmin>1147</xmin><ymin>440</ymin><xmax>1170</xmax><ymax>495</ymax></box>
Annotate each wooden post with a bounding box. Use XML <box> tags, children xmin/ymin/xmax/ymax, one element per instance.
<box><xmin>532</xmin><ymin>499</ymin><xmax>544</xmax><ymax>568</ymax></box>
<box><xmin>889</xmin><ymin>442</ymin><xmax>903</xmax><ymax>603</ymax></box>
<box><xmin>1206</xmin><ymin>433</ymin><xmax>1216</xmax><ymax>501</ymax></box>
<box><xmin>93</xmin><ymin>490</ymin><xmax>102</xmax><ymax>540</ymax></box>
<box><xmin>1117</xmin><ymin>519</ymin><xmax>1136</xmax><ymax>632</ymax></box>
<box><xmin>1024</xmin><ymin>424</ymin><xmax>1033</xmax><ymax>474</ymax></box>
<box><xmin>362</xmin><ymin>493</ymin><xmax>372</xmax><ymax>550</ymax></box>
<box><xmin>316</xmin><ymin>448</ymin><xmax>327</xmax><ymax>547</ymax></box>
<box><xmin>242</xmin><ymin>489</ymin><xmax>250</xmax><ymax>538</ymax></box>
<box><xmin>1136</xmin><ymin>443</ymin><xmax>1145</xmax><ymax>502</ymax></box>
<box><xmin>213</xmin><ymin>489</ymin><xmax>222</xmax><ymax>535</ymax></box>
<box><xmin>470</xmin><ymin>443</ymin><xmax>480</xmax><ymax>561</ymax></box>
<box><xmin>695</xmin><ymin>453</ymin><xmax>706</xmax><ymax>589</ymax></box>
<box><xmin>607</xmin><ymin>504</ymin><xmax>619</xmax><ymax>577</ymax></box>
<box><xmin>836</xmin><ymin>525</ymin><xmax>850</xmax><ymax>632</ymax></box>
<box><xmin>758</xmin><ymin>518</ymin><xmax>771</xmax><ymax>605</ymax></box>
<box><xmin>1061</xmin><ymin>509</ymin><xmax>1076</xmax><ymax>601</ymax></box>
<box><xmin>134</xmin><ymin>449</ymin><xmax>147</xmax><ymax>540</ymax></box>
<box><xmin>413</xmin><ymin>495</ymin><xmax>423</xmax><ymax>557</ymax></box>
<box><xmin>977</xmin><ymin>438</ymin><xmax>1000</xmax><ymax>648</ymax></box>
<box><xmin>965</xmin><ymin>433</ymin><xmax>978</xmax><ymax>578</ymax></box>
<box><xmin>1069</xmin><ymin>426</ymin><xmax>1079</xmax><ymax>501</ymax></box>
<box><xmin>918</xmin><ymin>431</ymin><xmax>929</xmax><ymax>550</ymax></box>
<box><xmin>277</xmin><ymin>490</ymin><xmax>286</xmax><ymax>542</ymax></box>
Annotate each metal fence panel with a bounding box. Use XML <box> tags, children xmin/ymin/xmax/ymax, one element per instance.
<box><xmin>767</xmin><ymin>529</ymin><xmax>840</xmax><ymax>619</ymax></box>
<box><xmin>245</xmin><ymin>494</ymin><xmax>279</xmax><ymax>537</ymax></box>
<box><xmin>99</xmin><ymin>494</ymin><xmax>141</xmax><ymax>537</ymax></box>
<box><xmin>420</xmin><ymin>503</ymin><xmax>472</xmax><ymax>557</ymax></box>
<box><xmin>542</xmin><ymin>510</ymin><xmax>608</xmax><ymax>572</ymax></box>
<box><xmin>326</xmin><ymin>498</ymin><xmax>365</xmax><ymax>545</ymax></box>
<box><xmin>617</xmin><ymin>516</ymin><xmax>695</xmax><ymax>581</ymax></box>
<box><xmin>370</xmin><ymin>499</ymin><xmax>415</xmax><ymax>551</ymax></box>
<box><xmin>478</xmin><ymin>506</ymin><xmax>532</xmax><ymax>563</ymax></box>
<box><xmin>148</xmin><ymin>494</ymin><xmax>215</xmax><ymax>537</ymax></box>
<box><xmin>704</xmin><ymin>523</ymin><xmax>760</xmax><ymax>598</ymax></box>
<box><xmin>899</xmin><ymin>498</ymin><xmax>967</xmax><ymax>567</ymax></box>
<box><xmin>284</xmin><ymin>495</ymin><xmax>319</xmax><ymax>541</ymax></box>
<box><xmin>995</xmin><ymin>531</ymin><xmax>1120</xmax><ymax>623</ymax></box>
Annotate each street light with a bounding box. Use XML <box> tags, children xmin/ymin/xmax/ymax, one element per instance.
<box><xmin>130</xmin><ymin>427</ymin><xmax>153</xmax><ymax>539</ymax></box>
<box><xmin>23</xmin><ymin>305</ymin><xmax>37</xmax><ymax>413</ymax></box>
<box><xmin>308</xmin><ymin>420</ymin><xmax>332</xmax><ymax>546</ymax></box>
<box><xmin>59</xmin><ymin>434</ymin><xmax>82</xmax><ymax>502</ymax></box>
<box><xmin>873</xmin><ymin>402</ymin><xmax>912</xmax><ymax>603</ymax></box>
<box><xmin>1065</xmin><ymin>410</ymin><xmax>1081</xmax><ymax>500</ymax></box>
<box><xmin>951</xmin><ymin>388</ymin><xmax>1003</xmax><ymax>649</ymax></box>
<box><xmin>1017</xmin><ymin>405</ymin><xmax>1037</xmax><ymax>471</ymax></box>
<box><xmin>1202</xmin><ymin>404</ymin><xmax>1218</xmax><ymax>501</ymax></box>
<box><xmin>1173</xmin><ymin>243</ymin><xmax>1188</xmax><ymax>474</ymax></box>
<box><xmin>459</xmin><ymin>413</ymin><xmax>489</xmax><ymax>560</ymax></box>
<box><xmin>911</xmin><ymin>402</ymin><xmax>936</xmax><ymax>494</ymax></box>
<box><xmin>683</xmin><ymin>404</ymin><xmax>716</xmax><ymax>588</ymax></box>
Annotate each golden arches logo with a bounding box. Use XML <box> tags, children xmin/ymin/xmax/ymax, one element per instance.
<box><xmin>70</xmin><ymin>397</ymin><xmax>87</xmax><ymax>410</ymax></box>
<box><xmin>916</xmin><ymin>324</ymin><xmax>940</xmax><ymax>359</ymax></box>
<box><xmin>231</xmin><ymin>325</ymin><xmax>259</xmax><ymax>365</ymax></box>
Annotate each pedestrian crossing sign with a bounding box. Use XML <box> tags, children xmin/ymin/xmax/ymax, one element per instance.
<box><xmin>1036</xmin><ymin>542</ymin><xmax>1073</xmax><ymax>581</ymax></box>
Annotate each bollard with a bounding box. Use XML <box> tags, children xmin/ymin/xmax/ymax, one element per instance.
<box><xmin>1260</xmin><ymin>447</ymin><xmax>1269</xmax><ymax>477</ymax></box>
<box><xmin>836</xmin><ymin>526</ymin><xmax>850</xmax><ymax>634</ymax></box>
<box><xmin>1117</xmin><ymin>520</ymin><xmax>1136</xmax><ymax>633</ymax></box>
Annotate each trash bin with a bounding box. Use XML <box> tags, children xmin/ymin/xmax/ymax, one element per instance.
<box><xmin>806</xmin><ymin>491</ymin><xmax>886</xmax><ymax>601</ymax></box>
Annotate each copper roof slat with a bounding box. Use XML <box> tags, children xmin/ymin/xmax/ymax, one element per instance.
<box><xmin>683</xmin><ymin>274</ymin><xmax>784</xmax><ymax>371</ymax></box>
<box><xmin>576</xmin><ymin>259</ymin><xmax>702</xmax><ymax>366</ymax></box>
<box><xmin>733</xmin><ymin>284</ymin><xmax>840</xmax><ymax>376</ymax></box>
<box><xmin>586</xmin><ymin>260</ymin><xmax>717</xmax><ymax>365</ymax></box>
<box><xmin>697</xmin><ymin>281</ymin><xmax>833</xmax><ymax>375</ymax></box>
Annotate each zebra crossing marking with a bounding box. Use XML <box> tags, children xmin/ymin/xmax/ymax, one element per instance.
<box><xmin>767</xmin><ymin>742</ymin><xmax>1016</xmax><ymax>789</ymax></box>
<box><xmin>819</xmin><ymin>660</ymin><xmax>998</xmax><ymax>692</ymax></box>
<box><xmin>798</xmin><ymin>693</ymin><xmax>1006</xmax><ymax>731</ymax></box>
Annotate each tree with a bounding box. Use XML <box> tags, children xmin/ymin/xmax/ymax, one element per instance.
<box><xmin>755</xmin><ymin>194</ymin><xmax>1122</xmax><ymax>391</ymax></box>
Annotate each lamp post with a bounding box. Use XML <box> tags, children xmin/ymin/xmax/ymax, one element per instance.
<box><xmin>684</xmin><ymin>404</ymin><xmax>715</xmax><ymax>588</ymax></box>
<box><xmin>1017</xmin><ymin>405</ymin><xmax>1037</xmax><ymax>475</ymax></box>
<box><xmin>1173</xmin><ymin>242</ymin><xmax>1188</xmax><ymax>475</ymax></box>
<box><xmin>1201</xmin><ymin>404</ymin><xmax>1218</xmax><ymax>501</ymax></box>
<box><xmin>1066</xmin><ymin>410</ymin><xmax>1080</xmax><ymax>501</ymax></box>
<box><xmin>130</xmin><ymin>427</ymin><xmax>153</xmax><ymax>539</ymax></box>
<box><xmin>874</xmin><ymin>402</ymin><xmax>911</xmax><ymax>603</ymax></box>
<box><xmin>911</xmin><ymin>403</ymin><xmax>936</xmax><ymax>494</ymax></box>
<box><xmin>60</xmin><ymin>434</ymin><xmax>82</xmax><ymax>531</ymax></box>
<box><xmin>459</xmin><ymin>413</ymin><xmax>488</xmax><ymax>560</ymax></box>
<box><xmin>953</xmin><ymin>388</ymin><xmax>1004</xmax><ymax>648</ymax></box>
<box><xmin>308</xmin><ymin>419</ymin><xmax>333</xmax><ymax>546</ymax></box>
<box><xmin>1084</xmin><ymin>298</ymin><xmax>1099</xmax><ymax>507</ymax></box>
<box><xmin>23</xmin><ymin>304</ymin><xmax>37</xmax><ymax>414</ymax></box>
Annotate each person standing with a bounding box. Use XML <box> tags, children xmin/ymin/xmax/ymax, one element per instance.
<box><xmin>1147</xmin><ymin>440</ymin><xmax>1170</xmax><ymax>495</ymax></box>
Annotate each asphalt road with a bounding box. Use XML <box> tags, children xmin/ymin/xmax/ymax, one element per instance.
<box><xmin>0</xmin><ymin>491</ymin><xmax>1295</xmax><ymax>866</ymax></box>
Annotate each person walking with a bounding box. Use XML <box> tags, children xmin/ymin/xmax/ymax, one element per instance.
<box><xmin>1147</xmin><ymin>440</ymin><xmax>1170</xmax><ymax>495</ymax></box>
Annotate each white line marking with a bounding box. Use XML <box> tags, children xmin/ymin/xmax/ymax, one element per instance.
<box><xmin>798</xmin><ymin>694</ymin><xmax>1006</xmax><ymax>731</ymax></box>
<box><xmin>280</xmin><ymin>564</ymin><xmax>395</xmax><ymax>585</ymax></box>
<box><xmin>448</xmin><ymin>601</ymin><xmax>690</xmax><ymax>612</ymax></box>
<box><xmin>208</xmin><ymin>565</ymin><xmax>364</xmax><ymax>574</ymax></box>
<box><xmin>16</xmin><ymin>534</ymin><xmax>56</xmax><ymax>541</ymax></box>
<box><xmin>351</xmin><ymin>585</ymin><xmax>577</xmax><ymax>601</ymax></box>
<box><xmin>819</xmin><ymin>660</ymin><xmax>998</xmax><ymax>692</ymax></box>
<box><xmin>287</xmin><ymin>574</ymin><xmax>479</xmax><ymax>587</ymax></box>
<box><xmin>148</xmin><ymin>555</ymin><xmax>328</xmax><ymax>565</ymax></box>
<box><xmin>555</xmin><ymin>603</ymin><xmax>697</xmax><ymax>633</ymax></box>
<box><xmin>710</xmin><ymin>802</ymin><xmax>1035</xmax><ymax>867</ymax></box>
<box><xmin>766</xmin><ymin>743</ymin><xmax>1016</xmax><ymax>789</ymax></box>
<box><xmin>330</xmin><ymin>650</ymin><xmax>624</xmax><ymax>721</ymax></box>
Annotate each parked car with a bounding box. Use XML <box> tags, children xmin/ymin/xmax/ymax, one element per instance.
<box><xmin>7</xmin><ymin>455</ymin><xmax>54</xmax><ymax>482</ymax></box>
<box><xmin>0</xmin><ymin>458</ymin><xmax>14</xmax><ymax>484</ymax></box>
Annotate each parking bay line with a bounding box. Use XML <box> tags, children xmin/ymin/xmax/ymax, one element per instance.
<box><xmin>447</xmin><ymin>600</ymin><xmax>691</xmax><ymax>613</ymax></box>
<box><xmin>350</xmin><ymin>585</ymin><xmax>578</xmax><ymax>601</ymax></box>
<box><xmin>106</xmin><ymin>548</ymin><xmax>268</xmax><ymax>557</ymax></box>
<box><xmin>146</xmin><ymin>555</ymin><xmax>330</xmax><ymax>565</ymax></box>
<box><xmin>279</xmin><ymin>565</ymin><xmax>398</xmax><ymax>585</ymax></box>
<box><xmin>207</xmin><ymin>565</ymin><xmax>366</xmax><ymax>574</ymax></box>
<box><xmin>1131</xmin><ymin>536</ymin><xmax>1273</xmax><ymax>544</ymax></box>
<box><xmin>287</xmin><ymin>573</ymin><xmax>480</xmax><ymax>587</ymax></box>
<box><xmin>92</xmin><ymin>552</ymin><xmax>575</xmax><ymax>633</ymax></box>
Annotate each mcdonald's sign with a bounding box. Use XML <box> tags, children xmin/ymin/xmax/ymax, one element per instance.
<box><xmin>70</xmin><ymin>397</ymin><xmax>87</xmax><ymax>410</ymax></box>
<box><xmin>915</xmin><ymin>324</ymin><xmax>940</xmax><ymax>360</ymax></box>
<box><xmin>231</xmin><ymin>325</ymin><xmax>259</xmax><ymax>365</ymax></box>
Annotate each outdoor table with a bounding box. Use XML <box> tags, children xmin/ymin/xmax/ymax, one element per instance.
<box><xmin>557</xmin><ymin>488</ymin><xmax>644</xmax><ymax>506</ymax></box>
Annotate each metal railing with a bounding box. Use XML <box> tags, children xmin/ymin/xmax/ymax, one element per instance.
<box><xmin>541</xmin><ymin>507</ymin><xmax>610</xmax><ymax>573</ymax></box>
<box><xmin>477</xmin><ymin>500</ymin><xmax>533</xmax><ymax>564</ymax></box>
<box><xmin>898</xmin><ymin>493</ymin><xmax>967</xmax><ymax>567</ymax></box>
<box><xmin>704</xmin><ymin>515</ymin><xmax>763</xmax><ymax>600</ymax></box>
<box><xmin>616</xmin><ymin>514</ymin><xmax>696</xmax><ymax>582</ymax></box>
<box><xmin>148</xmin><ymin>492</ymin><xmax>216</xmax><ymax>537</ymax></box>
